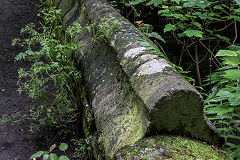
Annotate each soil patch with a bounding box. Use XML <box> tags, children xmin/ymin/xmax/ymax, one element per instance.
<box><xmin>0</xmin><ymin>0</ymin><xmax>42</xmax><ymax>159</ymax></box>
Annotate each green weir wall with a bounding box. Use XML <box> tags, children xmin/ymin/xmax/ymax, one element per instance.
<box><xmin>51</xmin><ymin>0</ymin><xmax>224</xmax><ymax>159</ymax></box>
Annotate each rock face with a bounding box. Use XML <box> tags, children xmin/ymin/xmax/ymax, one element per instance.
<box><xmin>53</xmin><ymin>0</ymin><xmax>224</xmax><ymax>159</ymax></box>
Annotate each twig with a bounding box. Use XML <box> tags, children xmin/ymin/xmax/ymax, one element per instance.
<box><xmin>194</xmin><ymin>44</ymin><xmax>202</xmax><ymax>86</ymax></box>
<box><xmin>199</xmin><ymin>40</ymin><xmax>222</xmax><ymax>68</ymax></box>
<box><xmin>233</xmin><ymin>20</ymin><xmax>238</xmax><ymax>44</ymax></box>
<box><xmin>186</xmin><ymin>47</ymin><xmax>197</xmax><ymax>63</ymax></box>
<box><xmin>153</xmin><ymin>40</ymin><xmax>169</xmax><ymax>60</ymax></box>
<box><xmin>213</xmin><ymin>21</ymin><xmax>234</xmax><ymax>32</ymax></box>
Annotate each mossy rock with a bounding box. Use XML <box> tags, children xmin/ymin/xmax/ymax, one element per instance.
<box><xmin>115</xmin><ymin>135</ymin><xmax>229</xmax><ymax>160</ymax></box>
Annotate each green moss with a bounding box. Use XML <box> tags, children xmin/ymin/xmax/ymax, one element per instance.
<box><xmin>99</xmin><ymin>91</ymin><xmax>149</xmax><ymax>159</ymax></box>
<box><xmin>115</xmin><ymin>135</ymin><xmax>229</xmax><ymax>160</ymax></box>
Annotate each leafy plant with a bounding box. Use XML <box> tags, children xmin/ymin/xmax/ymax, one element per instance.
<box><xmin>108</xmin><ymin>0</ymin><xmax>240</xmax><ymax>158</ymax></box>
<box><xmin>72</xmin><ymin>137</ymin><xmax>92</xmax><ymax>159</ymax></box>
<box><xmin>204</xmin><ymin>45</ymin><xmax>240</xmax><ymax>159</ymax></box>
<box><xmin>30</xmin><ymin>143</ymin><xmax>70</xmax><ymax>160</ymax></box>
<box><xmin>0</xmin><ymin>112</ymin><xmax>24</xmax><ymax>131</ymax></box>
<box><xmin>123</xmin><ymin>0</ymin><xmax>240</xmax><ymax>86</ymax></box>
<box><xmin>12</xmin><ymin>6</ymin><xmax>84</xmax><ymax>136</ymax></box>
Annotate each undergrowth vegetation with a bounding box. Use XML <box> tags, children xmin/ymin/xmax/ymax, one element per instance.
<box><xmin>8</xmin><ymin>0</ymin><xmax>240</xmax><ymax>159</ymax></box>
<box><xmin>11</xmin><ymin>3</ymin><xmax>92</xmax><ymax>159</ymax></box>
<box><xmin>109</xmin><ymin>0</ymin><xmax>240</xmax><ymax>159</ymax></box>
<box><xmin>12</xmin><ymin>6</ymin><xmax>83</xmax><ymax>136</ymax></box>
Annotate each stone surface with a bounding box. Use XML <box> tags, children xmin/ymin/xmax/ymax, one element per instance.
<box><xmin>115</xmin><ymin>136</ymin><xmax>227</xmax><ymax>160</ymax></box>
<box><xmin>54</xmin><ymin>0</ymin><xmax>224</xmax><ymax>159</ymax></box>
<box><xmin>58</xmin><ymin>0</ymin><xmax>75</xmax><ymax>17</ymax></box>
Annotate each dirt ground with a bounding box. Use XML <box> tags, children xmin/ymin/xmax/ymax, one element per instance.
<box><xmin>0</xmin><ymin>0</ymin><xmax>42</xmax><ymax>159</ymax></box>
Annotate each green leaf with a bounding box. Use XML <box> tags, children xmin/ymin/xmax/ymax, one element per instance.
<box><xmin>206</xmin><ymin>105</ymin><xmax>234</xmax><ymax>115</ymax></box>
<box><xmin>214</xmin><ymin>5</ymin><xmax>224</xmax><ymax>10</ymax></box>
<box><xmin>235</xmin><ymin>0</ymin><xmax>240</xmax><ymax>5</ymax></box>
<box><xmin>192</xmin><ymin>22</ymin><xmax>202</xmax><ymax>29</ymax></box>
<box><xmin>146</xmin><ymin>0</ymin><xmax>164</xmax><ymax>7</ymax></box>
<box><xmin>183</xmin><ymin>0</ymin><xmax>209</xmax><ymax>9</ymax></box>
<box><xmin>216</xmin><ymin>90</ymin><xmax>231</xmax><ymax>98</ymax></box>
<box><xmin>15</xmin><ymin>52</ymin><xmax>26</xmax><ymax>61</ymax></box>
<box><xmin>59</xmin><ymin>143</ymin><xmax>68</xmax><ymax>152</ymax></box>
<box><xmin>236</xmin><ymin>8</ymin><xmax>240</xmax><ymax>13</ymax></box>
<box><xmin>230</xmin><ymin>147</ymin><xmax>240</xmax><ymax>160</ymax></box>
<box><xmin>171</xmin><ymin>13</ymin><xmax>184</xmax><ymax>19</ymax></box>
<box><xmin>130</xmin><ymin>0</ymin><xmax>146</xmax><ymax>5</ymax></box>
<box><xmin>223</xmin><ymin>69</ymin><xmax>240</xmax><ymax>80</ymax></box>
<box><xmin>50</xmin><ymin>153</ymin><xmax>59</xmax><ymax>160</ymax></box>
<box><xmin>216</xmin><ymin>50</ymin><xmax>238</xmax><ymax>57</ymax></box>
<box><xmin>164</xmin><ymin>24</ymin><xmax>176</xmax><ymax>33</ymax></box>
<box><xmin>227</xmin><ymin>44</ymin><xmax>240</xmax><ymax>51</ymax></box>
<box><xmin>222</xmin><ymin>57</ymin><xmax>240</xmax><ymax>67</ymax></box>
<box><xmin>214</xmin><ymin>34</ymin><xmax>230</xmax><ymax>42</ymax></box>
<box><xmin>30</xmin><ymin>151</ymin><xmax>45</xmax><ymax>159</ymax></box>
<box><xmin>183</xmin><ymin>1</ymin><xmax>195</xmax><ymax>8</ymax></box>
<box><xmin>59</xmin><ymin>155</ymin><xmax>70</xmax><ymax>160</ymax></box>
<box><xmin>43</xmin><ymin>154</ymin><xmax>50</xmax><ymax>160</ymax></box>
<box><xmin>230</xmin><ymin>15</ymin><xmax>240</xmax><ymax>22</ymax></box>
<box><xmin>183</xmin><ymin>29</ymin><xmax>203</xmax><ymax>38</ymax></box>
<box><xmin>228</xmin><ymin>92</ymin><xmax>240</xmax><ymax>106</ymax></box>
<box><xmin>148</xmin><ymin>32</ymin><xmax>166</xmax><ymax>43</ymax></box>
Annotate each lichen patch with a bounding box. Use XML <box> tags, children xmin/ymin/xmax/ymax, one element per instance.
<box><xmin>124</xmin><ymin>47</ymin><xmax>146</xmax><ymax>59</ymax></box>
<box><xmin>135</xmin><ymin>59</ymin><xmax>171</xmax><ymax>76</ymax></box>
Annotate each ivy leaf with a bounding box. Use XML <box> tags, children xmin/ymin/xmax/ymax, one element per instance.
<box><xmin>59</xmin><ymin>143</ymin><xmax>68</xmax><ymax>152</ymax></box>
<box><xmin>183</xmin><ymin>29</ymin><xmax>203</xmax><ymax>38</ymax></box>
<box><xmin>164</xmin><ymin>24</ymin><xmax>176</xmax><ymax>33</ymax></box>
<box><xmin>216</xmin><ymin>50</ymin><xmax>238</xmax><ymax>57</ymax></box>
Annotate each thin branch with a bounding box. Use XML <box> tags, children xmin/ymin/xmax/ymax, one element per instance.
<box><xmin>199</xmin><ymin>40</ymin><xmax>222</xmax><ymax>68</ymax></box>
<box><xmin>213</xmin><ymin>21</ymin><xmax>234</xmax><ymax>32</ymax></box>
<box><xmin>233</xmin><ymin>20</ymin><xmax>238</xmax><ymax>44</ymax></box>
<box><xmin>199</xmin><ymin>52</ymin><xmax>209</xmax><ymax>63</ymax></box>
<box><xmin>153</xmin><ymin>40</ymin><xmax>169</xmax><ymax>60</ymax></box>
<box><xmin>186</xmin><ymin>48</ymin><xmax>197</xmax><ymax>63</ymax></box>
